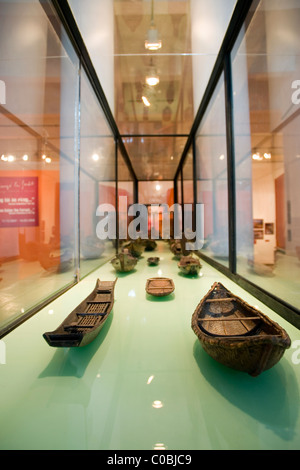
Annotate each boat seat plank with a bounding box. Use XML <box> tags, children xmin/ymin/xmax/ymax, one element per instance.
<box><xmin>64</xmin><ymin>324</ymin><xmax>95</xmax><ymax>330</ymax></box>
<box><xmin>77</xmin><ymin>312</ymin><xmax>107</xmax><ymax>317</ymax></box>
<box><xmin>199</xmin><ymin>316</ymin><xmax>261</xmax><ymax>322</ymax></box>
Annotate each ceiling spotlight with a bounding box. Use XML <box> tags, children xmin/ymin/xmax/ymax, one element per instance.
<box><xmin>155</xmin><ymin>184</ymin><xmax>161</xmax><ymax>191</ymax></box>
<box><xmin>145</xmin><ymin>0</ymin><xmax>161</xmax><ymax>51</ymax></box>
<box><xmin>92</xmin><ymin>153</ymin><xmax>100</xmax><ymax>161</ymax></box>
<box><xmin>264</xmin><ymin>152</ymin><xmax>271</xmax><ymax>159</ymax></box>
<box><xmin>45</xmin><ymin>157</ymin><xmax>51</xmax><ymax>163</ymax></box>
<box><xmin>142</xmin><ymin>96</ymin><xmax>151</xmax><ymax>107</ymax></box>
<box><xmin>22</xmin><ymin>154</ymin><xmax>28</xmax><ymax>161</ymax></box>
<box><xmin>7</xmin><ymin>155</ymin><xmax>15</xmax><ymax>162</ymax></box>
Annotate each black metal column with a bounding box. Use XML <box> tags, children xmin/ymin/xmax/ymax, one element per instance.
<box><xmin>224</xmin><ymin>54</ymin><xmax>236</xmax><ymax>274</ymax></box>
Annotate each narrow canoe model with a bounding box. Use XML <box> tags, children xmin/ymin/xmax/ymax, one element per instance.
<box><xmin>146</xmin><ymin>277</ymin><xmax>175</xmax><ymax>297</ymax></box>
<box><xmin>191</xmin><ymin>282</ymin><xmax>291</xmax><ymax>376</ymax></box>
<box><xmin>43</xmin><ymin>279</ymin><xmax>117</xmax><ymax>348</ymax></box>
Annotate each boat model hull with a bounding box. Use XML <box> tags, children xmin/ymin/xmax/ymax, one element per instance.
<box><xmin>43</xmin><ymin>278</ymin><xmax>117</xmax><ymax>348</ymax></box>
<box><xmin>191</xmin><ymin>282</ymin><xmax>291</xmax><ymax>376</ymax></box>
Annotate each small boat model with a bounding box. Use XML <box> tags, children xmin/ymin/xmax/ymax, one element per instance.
<box><xmin>144</xmin><ymin>240</ymin><xmax>157</xmax><ymax>251</ymax></box>
<box><xmin>111</xmin><ymin>251</ymin><xmax>137</xmax><ymax>272</ymax></box>
<box><xmin>178</xmin><ymin>254</ymin><xmax>201</xmax><ymax>275</ymax></box>
<box><xmin>146</xmin><ymin>277</ymin><xmax>175</xmax><ymax>297</ymax></box>
<box><xmin>191</xmin><ymin>282</ymin><xmax>291</xmax><ymax>376</ymax></box>
<box><xmin>170</xmin><ymin>240</ymin><xmax>182</xmax><ymax>258</ymax></box>
<box><xmin>122</xmin><ymin>239</ymin><xmax>144</xmax><ymax>258</ymax></box>
<box><xmin>147</xmin><ymin>256</ymin><xmax>160</xmax><ymax>266</ymax></box>
<box><xmin>43</xmin><ymin>278</ymin><xmax>117</xmax><ymax>347</ymax></box>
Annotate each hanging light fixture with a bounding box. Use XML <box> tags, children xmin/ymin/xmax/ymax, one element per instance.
<box><xmin>146</xmin><ymin>58</ymin><xmax>159</xmax><ymax>86</ymax></box>
<box><xmin>145</xmin><ymin>0</ymin><xmax>162</xmax><ymax>51</ymax></box>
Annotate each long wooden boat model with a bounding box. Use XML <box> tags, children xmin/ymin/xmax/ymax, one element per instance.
<box><xmin>191</xmin><ymin>282</ymin><xmax>291</xmax><ymax>376</ymax></box>
<box><xmin>43</xmin><ymin>278</ymin><xmax>117</xmax><ymax>348</ymax></box>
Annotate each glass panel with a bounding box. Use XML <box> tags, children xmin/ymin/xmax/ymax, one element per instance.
<box><xmin>122</xmin><ymin>135</ymin><xmax>186</xmax><ymax>181</ymax></box>
<box><xmin>182</xmin><ymin>149</ymin><xmax>194</xmax><ymax>204</ymax></box>
<box><xmin>79</xmin><ymin>70</ymin><xmax>116</xmax><ymax>278</ymax></box>
<box><xmin>196</xmin><ymin>74</ymin><xmax>228</xmax><ymax>266</ymax></box>
<box><xmin>177</xmin><ymin>171</ymin><xmax>182</xmax><ymax>205</ymax></box>
<box><xmin>69</xmin><ymin>1</ymin><xmax>237</xmax><ymax>183</ymax></box>
<box><xmin>138</xmin><ymin>181</ymin><xmax>173</xmax><ymax>206</ymax></box>
<box><xmin>138</xmin><ymin>180</ymin><xmax>173</xmax><ymax>239</ymax></box>
<box><xmin>118</xmin><ymin>149</ymin><xmax>135</xmax><ymax>242</ymax></box>
<box><xmin>231</xmin><ymin>0</ymin><xmax>300</xmax><ymax>310</ymax></box>
<box><xmin>0</xmin><ymin>0</ymin><xmax>79</xmax><ymax>332</ymax></box>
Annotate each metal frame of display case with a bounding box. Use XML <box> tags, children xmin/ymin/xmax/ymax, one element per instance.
<box><xmin>174</xmin><ymin>0</ymin><xmax>300</xmax><ymax>329</ymax></box>
<box><xmin>2</xmin><ymin>0</ymin><xmax>298</xmax><ymax>338</ymax></box>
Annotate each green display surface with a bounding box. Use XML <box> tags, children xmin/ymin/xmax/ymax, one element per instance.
<box><xmin>0</xmin><ymin>242</ymin><xmax>299</xmax><ymax>450</ymax></box>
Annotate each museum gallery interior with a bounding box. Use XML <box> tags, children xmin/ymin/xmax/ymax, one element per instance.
<box><xmin>0</xmin><ymin>0</ymin><xmax>300</xmax><ymax>451</ymax></box>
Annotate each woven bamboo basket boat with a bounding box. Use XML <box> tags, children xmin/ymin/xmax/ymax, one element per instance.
<box><xmin>191</xmin><ymin>282</ymin><xmax>291</xmax><ymax>376</ymax></box>
<box><xmin>146</xmin><ymin>277</ymin><xmax>175</xmax><ymax>297</ymax></box>
<box><xmin>43</xmin><ymin>279</ymin><xmax>117</xmax><ymax>347</ymax></box>
<box><xmin>178</xmin><ymin>254</ymin><xmax>202</xmax><ymax>275</ymax></box>
<box><xmin>111</xmin><ymin>252</ymin><xmax>137</xmax><ymax>272</ymax></box>
<box><xmin>147</xmin><ymin>256</ymin><xmax>160</xmax><ymax>266</ymax></box>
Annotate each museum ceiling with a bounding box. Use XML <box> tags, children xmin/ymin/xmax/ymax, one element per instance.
<box><xmin>0</xmin><ymin>0</ymin><xmax>237</xmax><ymax>182</ymax></box>
<box><xmin>113</xmin><ymin>0</ymin><xmax>194</xmax><ymax>181</ymax></box>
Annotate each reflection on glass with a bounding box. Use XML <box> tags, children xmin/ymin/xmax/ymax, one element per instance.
<box><xmin>152</xmin><ymin>400</ymin><xmax>163</xmax><ymax>409</ymax></box>
<box><xmin>79</xmin><ymin>70</ymin><xmax>116</xmax><ymax>278</ymax></box>
<box><xmin>0</xmin><ymin>0</ymin><xmax>79</xmax><ymax>331</ymax></box>
<box><xmin>196</xmin><ymin>75</ymin><xmax>228</xmax><ymax>266</ymax></box>
<box><xmin>122</xmin><ymin>136</ymin><xmax>186</xmax><ymax>181</ymax></box>
<box><xmin>118</xmin><ymin>149</ymin><xmax>134</xmax><ymax>243</ymax></box>
<box><xmin>231</xmin><ymin>0</ymin><xmax>300</xmax><ymax>310</ymax></box>
<box><xmin>182</xmin><ymin>150</ymin><xmax>194</xmax><ymax>246</ymax></box>
<box><xmin>182</xmin><ymin>150</ymin><xmax>194</xmax><ymax>205</ymax></box>
<box><xmin>138</xmin><ymin>181</ymin><xmax>173</xmax><ymax>239</ymax></box>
